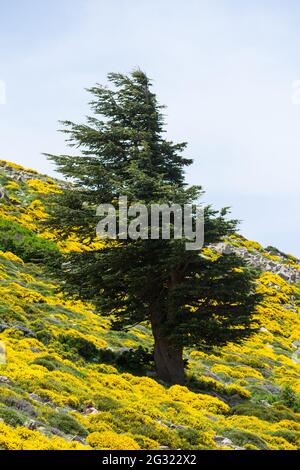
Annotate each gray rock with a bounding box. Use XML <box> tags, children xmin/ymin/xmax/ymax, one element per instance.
<box><xmin>71</xmin><ymin>435</ymin><xmax>86</xmax><ymax>444</ymax></box>
<box><xmin>0</xmin><ymin>376</ymin><xmax>10</xmax><ymax>384</ymax></box>
<box><xmin>214</xmin><ymin>436</ymin><xmax>233</xmax><ymax>447</ymax></box>
<box><xmin>212</xmin><ymin>241</ymin><xmax>300</xmax><ymax>284</ymax></box>
<box><xmin>221</xmin><ymin>438</ymin><xmax>233</xmax><ymax>446</ymax></box>
<box><xmin>214</xmin><ymin>435</ymin><xmax>225</xmax><ymax>443</ymax></box>
<box><xmin>24</xmin><ymin>419</ymin><xmax>38</xmax><ymax>430</ymax></box>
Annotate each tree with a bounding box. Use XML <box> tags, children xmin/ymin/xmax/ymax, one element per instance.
<box><xmin>45</xmin><ymin>70</ymin><xmax>261</xmax><ymax>385</ymax></box>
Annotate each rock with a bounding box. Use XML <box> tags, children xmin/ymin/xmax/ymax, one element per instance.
<box><xmin>134</xmin><ymin>325</ymin><xmax>148</xmax><ymax>332</ymax></box>
<box><xmin>30</xmin><ymin>347</ymin><xmax>42</xmax><ymax>353</ymax></box>
<box><xmin>85</xmin><ymin>406</ymin><xmax>98</xmax><ymax>415</ymax></box>
<box><xmin>206</xmin><ymin>415</ymin><xmax>219</xmax><ymax>422</ymax></box>
<box><xmin>29</xmin><ymin>393</ymin><xmax>44</xmax><ymax>402</ymax></box>
<box><xmin>50</xmin><ymin>427</ymin><xmax>64</xmax><ymax>436</ymax></box>
<box><xmin>117</xmin><ymin>347</ymin><xmax>132</xmax><ymax>353</ymax></box>
<box><xmin>146</xmin><ymin>371</ymin><xmax>157</xmax><ymax>378</ymax></box>
<box><xmin>214</xmin><ymin>436</ymin><xmax>234</xmax><ymax>447</ymax></box>
<box><xmin>261</xmin><ymin>383</ymin><xmax>280</xmax><ymax>394</ymax></box>
<box><xmin>0</xmin><ymin>376</ymin><xmax>10</xmax><ymax>384</ymax></box>
<box><xmin>71</xmin><ymin>435</ymin><xmax>86</xmax><ymax>444</ymax></box>
<box><xmin>169</xmin><ymin>423</ymin><xmax>186</xmax><ymax>430</ymax></box>
<box><xmin>212</xmin><ymin>241</ymin><xmax>300</xmax><ymax>284</ymax></box>
<box><xmin>292</xmin><ymin>349</ymin><xmax>300</xmax><ymax>364</ymax></box>
<box><xmin>24</xmin><ymin>419</ymin><xmax>38</xmax><ymax>430</ymax></box>
<box><xmin>260</xmin><ymin>327</ymin><xmax>270</xmax><ymax>334</ymax></box>
<box><xmin>0</xmin><ymin>324</ymin><xmax>35</xmax><ymax>337</ymax></box>
<box><xmin>221</xmin><ymin>438</ymin><xmax>233</xmax><ymax>446</ymax></box>
<box><xmin>214</xmin><ymin>435</ymin><xmax>225</xmax><ymax>443</ymax></box>
<box><xmin>13</xmin><ymin>325</ymin><xmax>35</xmax><ymax>337</ymax></box>
<box><xmin>37</xmin><ymin>426</ymin><xmax>47</xmax><ymax>434</ymax></box>
<box><xmin>260</xmin><ymin>400</ymin><xmax>272</xmax><ymax>408</ymax></box>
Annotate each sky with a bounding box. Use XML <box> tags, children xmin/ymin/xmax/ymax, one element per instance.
<box><xmin>0</xmin><ymin>0</ymin><xmax>299</xmax><ymax>256</ymax></box>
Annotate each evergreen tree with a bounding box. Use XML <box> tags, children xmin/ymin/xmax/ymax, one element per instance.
<box><xmin>45</xmin><ymin>70</ymin><xmax>261</xmax><ymax>385</ymax></box>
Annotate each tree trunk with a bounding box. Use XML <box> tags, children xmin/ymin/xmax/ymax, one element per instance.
<box><xmin>151</xmin><ymin>321</ymin><xmax>185</xmax><ymax>385</ymax></box>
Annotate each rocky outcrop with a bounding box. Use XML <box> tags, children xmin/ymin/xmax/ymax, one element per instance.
<box><xmin>213</xmin><ymin>242</ymin><xmax>300</xmax><ymax>284</ymax></box>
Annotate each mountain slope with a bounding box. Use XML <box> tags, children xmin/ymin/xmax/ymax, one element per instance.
<box><xmin>0</xmin><ymin>160</ymin><xmax>300</xmax><ymax>450</ymax></box>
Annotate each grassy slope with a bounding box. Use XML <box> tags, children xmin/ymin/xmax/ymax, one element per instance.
<box><xmin>0</xmin><ymin>160</ymin><xmax>300</xmax><ymax>450</ymax></box>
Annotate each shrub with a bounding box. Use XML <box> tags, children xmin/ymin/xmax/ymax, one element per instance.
<box><xmin>35</xmin><ymin>330</ymin><xmax>53</xmax><ymax>345</ymax></box>
<box><xmin>93</xmin><ymin>395</ymin><xmax>121</xmax><ymax>412</ymax></box>
<box><xmin>58</xmin><ymin>333</ymin><xmax>98</xmax><ymax>360</ymax></box>
<box><xmin>115</xmin><ymin>347</ymin><xmax>154</xmax><ymax>372</ymax></box>
<box><xmin>1</xmin><ymin>396</ymin><xmax>37</xmax><ymax>417</ymax></box>
<box><xmin>224</xmin><ymin>428</ymin><xmax>269</xmax><ymax>450</ymax></box>
<box><xmin>47</xmin><ymin>410</ymin><xmax>88</xmax><ymax>436</ymax></box>
<box><xmin>0</xmin><ymin>406</ymin><xmax>26</xmax><ymax>427</ymax></box>
<box><xmin>31</xmin><ymin>356</ymin><xmax>60</xmax><ymax>371</ymax></box>
<box><xmin>280</xmin><ymin>386</ymin><xmax>300</xmax><ymax>412</ymax></box>
<box><xmin>133</xmin><ymin>434</ymin><xmax>160</xmax><ymax>450</ymax></box>
<box><xmin>87</xmin><ymin>431</ymin><xmax>140</xmax><ymax>450</ymax></box>
<box><xmin>230</xmin><ymin>402</ymin><xmax>299</xmax><ymax>423</ymax></box>
<box><xmin>177</xmin><ymin>427</ymin><xmax>201</xmax><ymax>446</ymax></box>
<box><xmin>0</xmin><ymin>218</ymin><xmax>60</xmax><ymax>263</ymax></box>
<box><xmin>271</xmin><ymin>429</ymin><xmax>300</xmax><ymax>446</ymax></box>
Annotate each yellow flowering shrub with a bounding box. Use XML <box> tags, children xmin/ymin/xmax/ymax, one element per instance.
<box><xmin>0</xmin><ymin>423</ymin><xmax>87</xmax><ymax>450</ymax></box>
<box><xmin>0</xmin><ymin>251</ymin><xmax>24</xmax><ymax>264</ymax></box>
<box><xmin>87</xmin><ymin>431</ymin><xmax>140</xmax><ymax>450</ymax></box>
<box><xmin>27</xmin><ymin>179</ymin><xmax>60</xmax><ymax>194</ymax></box>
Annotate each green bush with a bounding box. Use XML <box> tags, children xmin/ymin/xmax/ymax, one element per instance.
<box><xmin>224</xmin><ymin>428</ymin><xmax>269</xmax><ymax>450</ymax></box>
<box><xmin>93</xmin><ymin>395</ymin><xmax>121</xmax><ymax>412</ymax></box>
<box><xmin>35</xmin><ymin>329</ymin><xmax>53</xmax><ymax>345</ymax></box>
<box><xmin>47</xmin><ymin>410</ymin><xmax>88</xmax><ymax>436</ymax></box>
<box><xmin>230</xmin><ymin>402</ymin><xmax>299</xmax><ymax>423</ymax></box>
<box><xmin>177</xmin><ymin>427</ymin><xmax>201</xmax><ymax>446</ymax></box>
<box><xmin>58</xmin><ymin>333</ymin><xmax>98</xmax><ymax>360</ymax></box>
<box><xmin>0</xmin><ymin>218</ymin><xmax>60</xmax><ymax>263</ymax></box>
<box><xmin>0</xmin><ymin>406</ymin><xmax>26</xmax><ymax>427</ymax></box>
<box><xmin>115</xmin><ymin>347</ymin><xmax>154</xmax><ymax>372</ymax></box>
<box><xmin>31</xmin><ymin>356</ymin><xmax>61</xmax><ymax>371</ymax></box>
<box><xmin>271</xmin><ymin>429</ymin><xmax>300</xmax><ymax>445</ymax></box>
<box><xmin>280</xmin><ymin>386</ymin><xmax>300</xmax><ymax>412</ymax></box>
<box><xmin>1</xmin><ymin>396</ymin><xmax>37</xmax><ymax>417</ymax></box>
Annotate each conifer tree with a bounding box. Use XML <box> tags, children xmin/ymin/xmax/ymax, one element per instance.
<box><xmin>45</xmin><ymin>70</ymin><xmax>261</xmax><ymax>384</ymax></box>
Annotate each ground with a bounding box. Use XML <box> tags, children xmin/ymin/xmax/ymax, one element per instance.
<box><xmin>0</xmin><ymin>160</ymin><xmax>299</xmax><ymax>450</ymax></box>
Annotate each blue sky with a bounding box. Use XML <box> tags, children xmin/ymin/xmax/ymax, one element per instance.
<box><xmin>0</xmin><ymin>0</ymin><xmax>300</xmax><ymax>256</ymax></box>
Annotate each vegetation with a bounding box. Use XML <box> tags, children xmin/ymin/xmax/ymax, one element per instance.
<box><xmin>0</xmin><ymin>155</ymin><xmax>299</xmax><ymax>450</ymax></box>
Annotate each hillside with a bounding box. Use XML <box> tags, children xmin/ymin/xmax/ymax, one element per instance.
<box><xmin>0</xmin><ymin>159</ymin><xmax>300</xmax><ymax>450</ymax></box>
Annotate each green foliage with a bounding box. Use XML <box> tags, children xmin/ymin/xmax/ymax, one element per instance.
<box><xmin>58</xmin><ymin>333</ymin><xmax>98</xmax><ymax>360</ymax></box>
<box><xmin>35</xmin><ymin>329</ymin><xmax>53</xmax><ymax>345</ymax></box>
<box><xmin>230</xmin><ymin>402</ymin><xmax>300</xmax><ymax>423</ymax></box>
<box><xmin>224</xmin><ymin>428</ymin><xmax>269</xmax><ymax>450</ymax></box>
<box><xmin>1</xmin><ymin>396</ymin><xmax>37</xmax><ymax>418</ymax></box>
<box><xmin>46</xmin><ymin>410</ymin><xmax>88</xmax><ymax>436</ymax></box>
<box><xmin>280</xmin><ymin>385</ymin><xmax>300</xmax><ymax>412</ymax></box>
<box><xmin>271</xmin><ymin>429</ymin><xmax>300</xmax><ymax>445</ymax></box>
<box><xmin>0</xmin><ymin>406</ymin><xmax>26</xmax><ymax>427</ymax></box>
<box><xmin>114</xmin><ymin>347</ymin><xmax>154</xmax><ymax>372</ymax></box>
<box><xmin>93</xmin><ymin>395</ymin><xmax>121</xmax><ymax>412</ymax></box>
<box><xmin>177</xmin><ymin>427</ymin><xmax>201</xmax><ymax>446</ymax></box>
<box><xmin>0</xmin><ymin>218</ymin><xmax>60</xmax><ymax>263</ymax></box>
